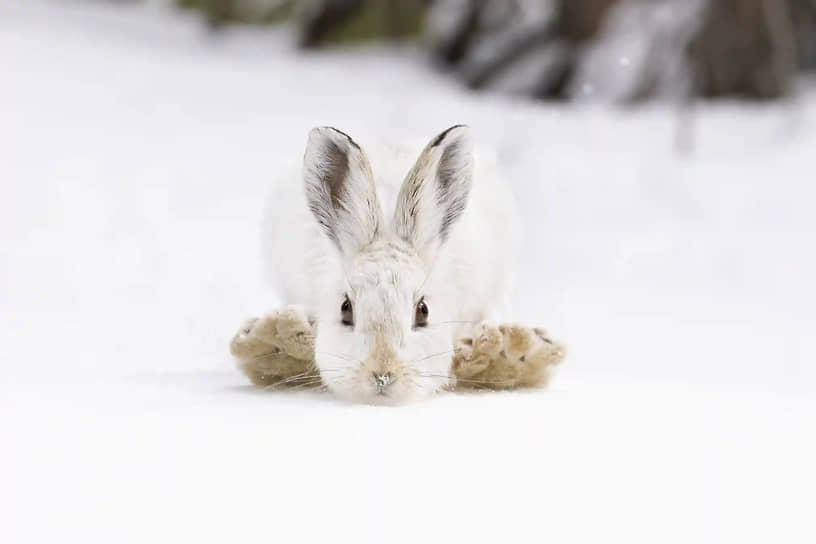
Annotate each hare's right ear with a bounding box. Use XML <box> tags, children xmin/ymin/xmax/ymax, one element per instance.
<box><xmin>303</xmin><ymin>127</ymin><xmax>382</xmax><ymax>256</ymax></box>
<box><xmin>393</xmin><ymin>125</ymin><xmax>473</xmax><ymax>264</ymax></box>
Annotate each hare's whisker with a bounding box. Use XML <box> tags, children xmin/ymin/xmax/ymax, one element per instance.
<box><xmin>262</xmin><ymin>372</ymin><xmax>321</xmax><ymax>389</ymax></box>
<box><xmin>429</xmin><ymin>320</ymin><xmax>479</xmax><ymax>326</ymax></box>
<box><xmin>414</xmin><ymin>373</ymin><xmax>516</xmax><ymax>386</ymax></box>
<box><xmin>285</xmin><ymin>381</ymin><xmax>328</xmax><ymax>392</ymax></box>
<box><xmin>315</xmin><ymin>351</ymin><xmax>357</xmax><ymax>362</ymax></box>
<box><xmin>410</xmin><ymin>350</ymin><xmax>455</xmax><ymax>364</ymax></box>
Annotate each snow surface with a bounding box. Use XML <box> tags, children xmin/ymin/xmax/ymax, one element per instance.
<box><xmin>1</xmin><ymin>2</ymin><xmax>814</xmax><ymax>543</ymax></box>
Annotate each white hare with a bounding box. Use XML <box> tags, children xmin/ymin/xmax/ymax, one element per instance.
<box><xmin>257</xmin><ymin>125</ymin><xmax>520</xmax><ymax>403</ymax></box>
<box><xmin>234</xmin><ymin>125</ymin><xmax>564</xmax><ymax>404</ymax></box>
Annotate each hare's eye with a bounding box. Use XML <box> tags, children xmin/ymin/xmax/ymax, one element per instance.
<box><xmin>340</xmin><ymin>296</ymin><xmax>353</xmax><ymax>327</ymax></box>
<box><xmin>414</xmin><ymin>298</ymin><xmax>429</xmax><ymax>328</ymax></box>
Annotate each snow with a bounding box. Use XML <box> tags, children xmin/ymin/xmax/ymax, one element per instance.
<box><xmin>1</xmin><ymin>2</ymin><xmax>814</xmax><ymax>542</ymax></box>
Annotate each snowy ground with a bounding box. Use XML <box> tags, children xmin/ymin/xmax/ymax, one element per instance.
<box><xmin>1</xmin><ymin>2</ymin><xmax>814</xmax><ymax>543</ymax></box>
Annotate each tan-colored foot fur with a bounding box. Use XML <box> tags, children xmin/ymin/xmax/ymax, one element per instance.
<box><xmin>452</xmin><ymin>323</ymin><xmax>566</xmax><ymax>390</ymax></box>
<box><xmin>229</xmin><ymin>306</ymin><xmax>318</xmax><ymax>388</ymax></box>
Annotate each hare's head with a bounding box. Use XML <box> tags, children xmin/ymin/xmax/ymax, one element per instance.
<box><xmin>303</xmin><ymin>125</ymin><xmax>473</xmax><ymax>404</ymax></box>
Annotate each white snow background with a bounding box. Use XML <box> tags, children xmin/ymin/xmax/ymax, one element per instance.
<box><xmin>1</xmin><ymin>1</ymin><xmax>814</xmax><ymax>542</ymax></box>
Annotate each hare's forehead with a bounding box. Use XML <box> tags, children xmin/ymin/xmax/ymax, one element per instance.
<box><xmin>348</xmin><ymin>241</ymin><xmax>424</xmax><ymax>298</ymax></box>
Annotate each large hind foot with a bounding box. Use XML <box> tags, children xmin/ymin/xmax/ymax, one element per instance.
<box><xmin>452</xmin><ymin>323</ymin><xmax>566</xmax><ymax>390</ymax></box>
<box><xmin>229</xmin><ymin>306</ymin><xmax>318</xmax><ymax>388</ymax></box>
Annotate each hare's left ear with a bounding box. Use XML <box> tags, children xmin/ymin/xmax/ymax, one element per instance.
<box><xmin>303</xmin><ymin>127</ymin><xmax>382</xmax><ymax>257</ymax></box>
<box><xmin>393</xmin><ymin>125</ymin><xmax>473</xmax><ymax>263</ymax></box>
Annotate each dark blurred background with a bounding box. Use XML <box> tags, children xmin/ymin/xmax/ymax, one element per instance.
<box><xmin>173</xmin><ymin>0</ymin><xmax>816</xmax><ymax>101</ymax></box>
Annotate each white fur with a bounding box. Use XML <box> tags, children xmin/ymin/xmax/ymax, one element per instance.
<box><xmin>263</xmin><ymin>126</ymin><xmax>520</xmax><ymax>403</ymax></box>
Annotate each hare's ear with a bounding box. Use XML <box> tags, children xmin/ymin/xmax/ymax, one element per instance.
<box><xmin>303</xmin><ymin>127</ymin><xmax>382</xmax><ymax>256</ymax></box>
<box><xmin>393</xmin><ymin>125</ymin><xmax>473</xmax><ymax>263</ymax></box>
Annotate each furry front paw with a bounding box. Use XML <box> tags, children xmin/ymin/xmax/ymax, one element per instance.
<box><xmin>452</xmin><ymin>322</ymin><xmax>565</xmax><ymax>390</ymax></box>
<box><xmin>497</xmin><ymin>325</ymin><xmax>565</xmax><ymax>388</ymax></box>
<box><xmin>247</xmin><ymin>305</ymin><xmax>315</xmax><ymax>360</ymax></box>
<box><xmin>230</xmin><ymin>306</ymin><xmax>317</xmax><ymax>388</ymax></box>
<box><xmin>452</xmin><ymin>322</ymin><xmax>502</xmax><ymax>379</ymax></box>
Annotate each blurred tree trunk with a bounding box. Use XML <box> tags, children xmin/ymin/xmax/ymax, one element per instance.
<box><xmin>450</xmin><ymin>0</ymin><xmax>814</xmax><ymax>101</ymax></box>
<box><xmin>557</xmin><ymin>0</ymin><xmax>621</xmax><ymax>42</ymax></box>
<box><xmin>788</xmin><ymin>0</ymin><xmax>816</xmax><ymax>70</ymax></box>
<box><xmin>433</xmin><ymin>0</ymin><xmax>488</xmax><ymax>66</ymax></box>
<box><xmin>687</xmin><ymin>0</ymin><xmax>798</xmax><ymax>99</ymax></box>
<box><xmin>534</xmin><ymin>0</ymin><xmax>620</xmax><ymax>99</ymax></box>
<box><xmin>462</xmin><ymin>0</ymin><xmax>621</xmax><ymax>98</ymax></box>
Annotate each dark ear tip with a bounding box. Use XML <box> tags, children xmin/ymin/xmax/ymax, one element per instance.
<box><xmin>430</xmin><ymin>124</ymin><xmax>471</xmax><ymax>148</ymax></box>
<box><xmin>308</xmin><ymin>126</ymin><xmax>360</xmax><ymax>150</ymax></box>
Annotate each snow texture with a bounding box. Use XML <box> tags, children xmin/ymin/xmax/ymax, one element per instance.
<box><xmin>1</xmin><ymin>2</ymin><xmax>814</xmax><ymax>543</ymax></box>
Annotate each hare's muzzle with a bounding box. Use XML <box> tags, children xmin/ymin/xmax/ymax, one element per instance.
<box><xmin>360</xmin><ymin>338</ymin><xmax>404</xmax><ymax>396</ymax></box>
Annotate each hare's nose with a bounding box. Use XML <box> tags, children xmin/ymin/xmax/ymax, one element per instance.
<box><xmin>372</xmin><ymin>372</ymin><xmax>394</xmax><ymax>393</ymax></box>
